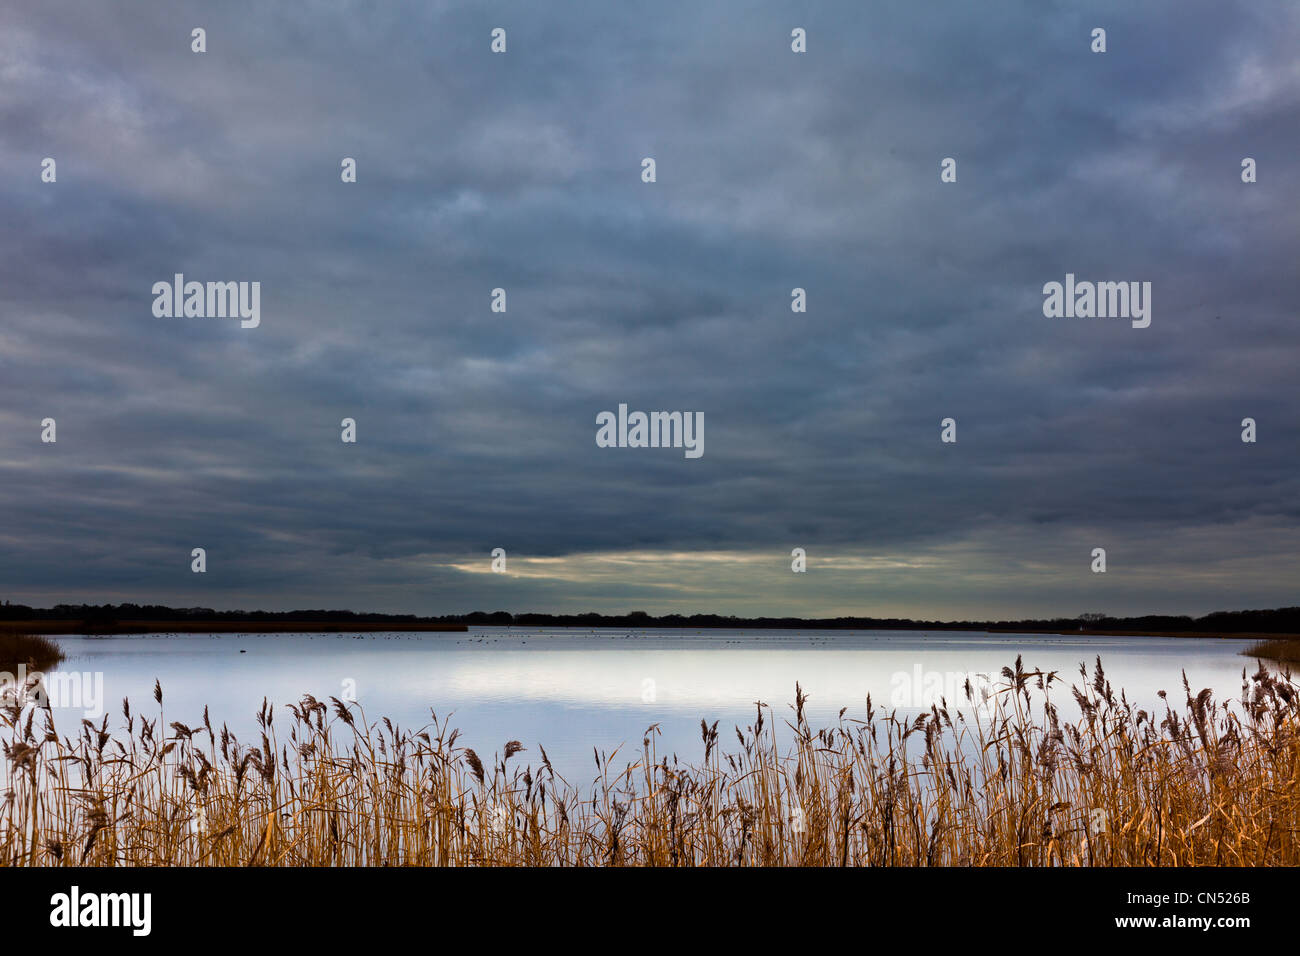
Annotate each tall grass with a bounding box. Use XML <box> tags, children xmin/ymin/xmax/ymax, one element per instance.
<box><xmin>2</xmin><ymin>658</ymin><xmax>1297</xmax><ymax>866</ymax></box>
<box><xmin>0</xmin><ymin>633</ymin><xmax>64</xmax><ymax>671</ymax></box>
<box><xmin>1244</xmin><ymin>637</ymin><xmax>1300</xmax><ymax>665</ymax></box>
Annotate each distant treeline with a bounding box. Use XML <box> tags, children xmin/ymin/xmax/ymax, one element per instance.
<box><xmin>0</xmin><ymin>604</ymin><xmax>427</xmax><ymax>624</ymax></box>
<box><xmin>451</xmin><ymin>608</ymin><xmax>1300</xmax><ymax>633</ymax></box>
<box><xmin>1</xmin><ymin>602</ymin><xmax>1299</xmax><ymax>634</ymax></box>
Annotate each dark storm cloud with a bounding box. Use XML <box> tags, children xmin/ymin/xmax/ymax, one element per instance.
<box><xmin>0</xmin><ymin>0</ymin><xmax>1297</xmax><ymax>616</ymax></box>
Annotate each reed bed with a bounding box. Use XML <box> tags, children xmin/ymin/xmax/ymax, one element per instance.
<box><xmin>1245</xmin><ymin>637</ymin><xmax>1300</xmax><ymax>666</ymax></box>
<box><xmin>0</xmin><ymin>633</ymin><xmax>64</xmax><ymax>672</ymax></box>
<box><xmin>2</xmin><ymin>658</ymin><xmax>1298</xmax><ymax>866</ymax></box>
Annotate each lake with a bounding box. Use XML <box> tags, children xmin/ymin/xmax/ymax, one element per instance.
<box><xmin>31</xmin><ymin>628</ymin><xmax>1263</xmax><ymax>783</ymax></box>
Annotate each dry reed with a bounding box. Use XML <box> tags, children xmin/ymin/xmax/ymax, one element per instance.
<box><xmin>1244</xmin><ymin>638</ymin><xmax>1300</xmax><ymax>666</ymax></box>
<box><xmin>0</xmin><ymin>633</ymin><xmax>64</xmax><ymax>672</ymax></box>
<box><xmin>2</xmin><ymin>657</ymin><xmax>1298</xmax><ymax>866</ymax></box>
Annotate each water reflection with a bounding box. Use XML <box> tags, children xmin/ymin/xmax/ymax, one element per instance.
<box><xmin>40</xmin><ymin>628</ymin><xmax>1260</xmax><ymax>782</ymax></box>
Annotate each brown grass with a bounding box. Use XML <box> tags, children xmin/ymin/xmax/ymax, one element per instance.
<box><xmin>1244</xmin><ymin>638</ymin><xmax>1300</xmax><ymax>666</ymax></box>
<box><xmin>0</xmin><ymin>633</ymin><xmax>64</xmax><ymax>671</ymax></box>
<box><xmin>2</xmin><ymin>657</ymin><xmax>1298</xmax><ymax>866</ymax></box>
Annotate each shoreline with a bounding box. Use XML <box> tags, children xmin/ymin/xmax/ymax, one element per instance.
<box><xmin>3</xmin><ymin>620</ymin><xmax>1293</xmax><ymax>639</ymax></box>
<box><xmin>0</xmin><ymin>620</ymin><xmax>468</xmax><ymax>634</ymax></box>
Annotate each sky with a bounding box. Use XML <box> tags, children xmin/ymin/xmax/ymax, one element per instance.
<box><xmin>1</xmin><ymin>0</ymin><xmax>1297</xmax><ymax>619</ymax></box>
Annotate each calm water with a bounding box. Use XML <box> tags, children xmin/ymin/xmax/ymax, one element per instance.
<box><xmin>33</xmin><ymin>628</ymin><xmax>1263</xmax><ymax>782</ymax></box>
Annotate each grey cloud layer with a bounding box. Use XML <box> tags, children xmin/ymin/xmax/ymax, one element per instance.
<box><xmin>1</xmin><ymin>0</ymin><xmax>1297</xmax><ymax>616</ymax></box>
